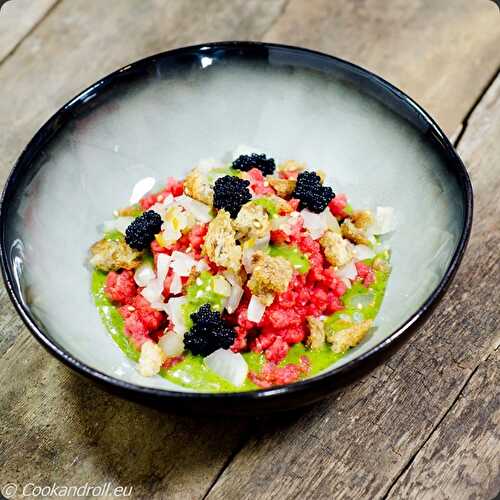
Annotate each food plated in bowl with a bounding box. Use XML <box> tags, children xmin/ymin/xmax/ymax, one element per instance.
<box><xmin>0</xmin><ymin>42</ymin><xmax>472</xmax><ymax>414</ymax></box>
<box><xmin>89</xmin><ymin>150</ymin><xmax>395</xmax><ymax>391</ymax></box>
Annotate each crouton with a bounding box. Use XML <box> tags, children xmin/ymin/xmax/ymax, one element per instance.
<box><xmin>373</xmin><ymin>257</ymin><xmax>391</xmax><ymax>274</ymax></box>
<box><xmin>277</xmin><ymin>159</ymin><xmax>306</xmax><ymax>174</ymax></box>
<box><xmin>351</xmin><ymin>210</ymin><xmax>374</xmax><ymax>229</ymax></box>
<box><xmin>184</xmin><ymin>168</ymin><xmax>213</xmax><ymax>205</ymax></box>
<box><xmin>340</xmin><ymin>219</ymin><xmax>372</xmax><ymax>246</ymax></box>
<box><xmin>89</xmin><ymin>238</ymin><xmax>143</xmax><ymax>272</ymax></box>
<box><xmin>233</xmin><ymin>202</ymin><xmax>270</xmax><ymax>240</ymax></box>
<box><xmin>326</xmin><ymin>320</ymin><xmax>373</xmax><ymax>354</ymax></box>
<box><xmin>202</xmin><ymin>209</ymin><xmax>242</xmax><ymax>272</ymax></box>
<box><xmin>319</xmin><ymin>230</ymin><xmax>354</xmax><ymax>267</ymax></box>
<box><xmin>137</xmin><ymin>340</ymin><xmax>166</xmax><ymax>377</ymax></box>
<box><xmin>268</xmin><ymin>178</ymin><xmax>296</xmax><ymax>199</ymax></box>
<box><xmin>306</xmin><ymin>317</ymin><xmax>326</xmax><ymax>350</ymax></box>
<box><xmin>247</xmin><ymin>251</ymin><xmax>293</xmax><ymax>305</ymax></box>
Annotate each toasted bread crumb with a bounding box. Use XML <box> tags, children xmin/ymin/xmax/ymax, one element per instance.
<box><xmin>326</xmin><ymin>320</ymin><xmax>373</xmax><ymax>353</ymax></box>
<box><xmin>203</xmin><ymin>209</ymin><xmax>242</xmax><ymax>272</ymax></box>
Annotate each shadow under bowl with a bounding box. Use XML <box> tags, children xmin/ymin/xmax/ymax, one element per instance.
<box><xmin>0</xmin><ymin>42</ymin><xmax>472</xmax><ymax>415</ymax></box>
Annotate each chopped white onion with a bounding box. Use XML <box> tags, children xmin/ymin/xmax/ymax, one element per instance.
<box><xmin>134</xmin><ymin>262</ymin><xmax>156</xmax><ymax>287</ymax></box>
<box><xmin>156</xmin><ymin>253</ymin><xmax>171</xmax><ymax>282</ymax></box>
<box><xmin>301</xmin><ymin>208</ymin><xmax>328</xmax><ymax>239</ymax></box>
<box><xmin>369</xmin><ymin>206</ymin><xmax>395</xmax><ymax>235</ymax></box>
<box><xmin>247</xmin><ymin>295</ymin><xmax>266</xmax><ymax>323</ymax></box>
<box><xmin>141</xmin><ymin>279</ymin><xmax>165</xmax><ymax>306</ymax></box>
<box><xmin>213</xmin><ymin>275</ymin><xmax>231</xmax><ymax>297</ymax></box>
<box><xmin>103</xmin><ymin>217</ymin><xmax>135</xmax><ymax>234</ymax></box>
<box><xmin>354</xmin><ymin>244</ymin><xmax>376</xmax><ymax>261</ymax></box>
<box><xmin>336</xmin><ymin>260</ymin><xmax>357</xmax><ymax>281</ymax></box>
<box><xmin>158</xmin><ymin>331</ymin><xmax>185</xmax><ymax>357</ymax></box>
<box><xmin>196</xmin><ymin>260</ymin><xmax>209</xmax><ymax>272</ymax></box>
<box><xmin>170</xmin><ymin>251</ymin><xmax>197</xmax><ymax>277</ymax></box>
<box><xmin>204</xmin><ymin>348</ymin><xmax>248</xmax><ymax>387</ymax></box>
<box><xmin>175</xmin><ymin>194</ymin><xmax>213</xmax><ymax>223</ymax></box>
<box><xmin>169</xmin><ymin>273</ymin><xmax>183</xmax><ymax>295</ymax></box>
<box><xmin>324</xmin><ymin>209</ymin><xmax>341</xmax><ymax>233</ymax></box>
<box><xmin>165</xmin><ymin>296</ymin><xmax>188</xmax><ymax>334</ymax></box>
<box><xmin>223</xmin><ymin>271</ymin><xmax>244</xmax><ymax>314</ymax></box>
<box><xmin>150</xmin><ymin>194</ymin><xmax>174</xmax><ymax>218</ymax></box>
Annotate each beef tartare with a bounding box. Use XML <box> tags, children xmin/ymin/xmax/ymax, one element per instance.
<box><xmin>89</xmin><ymin>148</ymin><xmax>395</xmax><ymax>391</ymax></box>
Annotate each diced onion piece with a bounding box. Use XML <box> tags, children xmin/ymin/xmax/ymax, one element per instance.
<box><xmin>226</xmin><ymin>284</ymin><xmax>243</xmax><ymax>314</ymax></box>
<box><xmin>141</xmin><ymin>278</ymin><xmax>164</xmax><ymax>307</ymax></box>
<box><xmin>324</xmin><ymin>209</ymin><xmax>341</xmax><ymax>233</ymax></box>
<box><xmin>165</xmin><ymin>296</ymin><xmax>188</xmax><ymax>334</ymax></box>
<box><xmin>170</xmin><ymin>251</ymin><xmax>197</xmax><ymax>277</ymax></box>
<box><xmin>158</xmin><ymin>331</ymin><xmax>185</xmax><ymax>357</ymax></box>
<box><xmin>204</xmin><ymin>349</ymin><xmax>249</xmax><ymax>387</ymax></box>
<box><xmin>103</xmin><ymin>217</ymin><xmax>135</xmax><ymax>235</ymax></box>
<box><xmin>213</xmin><ymin>275</ymin><xmax>231</xmax><ymax>296</ymax></box>
<box><xmin>247</xmin><ymin>295</ymin><xmax>266</xmax><ymax>323</ymax></box>
<box><xmin>301</xmin><ymin>208</ymin><xmax>328</xmax><ymax>239</ymax></box>
<box><xmin>354</xmin><ymin>244</ymin><xmax>376</xmax><ymax>261</ymax></box>
<box><xmin>369</xmin><ymin>206</ymin><xmax>396</xmax><ymax>235</ymax></box>
<box><xmin>169</xmin><ymin>273</ymin><xmax>183</xmax><ymax>295</ymax></box>
<box><xmin>336</xmin><ymin>260</ymin><xmax>357</xmax><ymax>281</ymax></box>
<box><xmin>175</xmin><ymin>194</ymin><xmax>213</xmax><ymax>223</ymax></box>
<box><xmin>134</xmin><ymin>262</ymin><xmax>156</xmax><ymax>287</ymax></box>
<box><xmin>156</xmin><ymin>253</ymin><xmax>171</xmax><ymax>282</ymax></box>
<box><xmin>196</xmin><ymin>260</ymin><xmax>209</xmax><ymax>272</ymax></box>
<box><xmin>150</xmin><ymin>194</ymin><xmax>174</xmax><ymax>218</ymax></box>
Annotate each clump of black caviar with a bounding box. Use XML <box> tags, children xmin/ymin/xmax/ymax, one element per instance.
<box><xmin>232</xmin><ymin>153</ymin><xmax>276</xmax><ymax>176</ymax></box>
<box><xmin>213</xmin><ymin>175</ymin><xmax>252</xmax><ymax>218</ymax></box>
<box><xmin>184</xmin><ymin>304</ymin><xmax>236</xmax><ymax>356</ymax></box>
<box><xmin>293</xmin><ymin>171</ymin><xmax>335</xmax><ymax>213</ymax></box>
<box><xmin>125</xmin><ymin>210</ymin><xmax>163</xmax><ymax>250</ymax></box>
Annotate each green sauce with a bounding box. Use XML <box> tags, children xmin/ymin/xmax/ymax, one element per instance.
<box><xmin>267</xmin><ymin>244</ymin><xmax>310</xmax><ymax>274</ymax></box>
<box><xmin>181</xmin><ymin>271</ymin><xmax>227</xmax><ymax>328</ymax></box>
<box><xmin>90</xmin><ymin>252</ymin><xmax>390</xmax><ymax>393</ymax></box>
<box><xmin>251</xmin><ymin>198</ymin><xmax>279</xmax><ymax>218</ymax></box>
<box><xmin>207</xmin><ymin>166</ymin><xmax>240</xmax><ymax>183</ymax></box>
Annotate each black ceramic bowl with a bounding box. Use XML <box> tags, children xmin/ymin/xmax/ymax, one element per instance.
<box><xmin>0</xmin><ymin>42</ymin><xmax>472</xmax><ymax>414</ymax></box>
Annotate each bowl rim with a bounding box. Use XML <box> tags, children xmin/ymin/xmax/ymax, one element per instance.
<box><xmin>0</xmin><ymin>41</ymin><xmax>473</xmax><ymax>403</ymax></box>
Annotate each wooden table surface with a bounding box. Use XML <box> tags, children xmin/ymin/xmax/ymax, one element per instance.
<box><xmin>0</xmin><ymin>1</ymin><xmax>499</xmax><ymax>499</ymax></box>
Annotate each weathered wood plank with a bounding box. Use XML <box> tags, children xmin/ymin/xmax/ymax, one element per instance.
<box><xmin>204</xmin><ymin>75</ymin><xmax>500</xmax><ymax>500</ymax></box>
<box><xmin>386</xmin><ymin>347</ymin><xmax>500</xmax><ymax>500</ymax></box>
<box><xmin>0</xmin><ymin>2</ymin><xmax>498</xmax><ymax>499</ymax></box>
<box><xmin>0</xmin><ymin>0</ymin><xmax>59</xmax><ymax>63</ymax></box>
<box><xmin>0</xmin><ymin>333</ymin><xmax>251</xmax><ymax>499</ymax></box>
<box><xmin>0</xmin><ymin>1</ymin><xmax>286</xmax><ymax>498</ymax></box>
<box><xmin>384</xmin><ymin>72</ymin><xmax>500</xmax><ymax>500</ymax></box>
<box><xmin>264</xmin><ymin>0</ymin><xmax>500</xmax><ymax>136</ymax></box>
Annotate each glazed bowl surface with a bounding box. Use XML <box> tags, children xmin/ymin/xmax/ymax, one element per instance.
<box><xmin>0</xmin><ymin>42</ymin><xmax>472</xmax><ymax>414</ymax></box>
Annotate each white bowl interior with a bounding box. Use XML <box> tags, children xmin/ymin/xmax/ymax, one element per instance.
<box><xmin>5</xmin><ymin>57</ymin><xmax>464</xmax><ymax>392</ymax></box>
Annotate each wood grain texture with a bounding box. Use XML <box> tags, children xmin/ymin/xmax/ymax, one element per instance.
<box><xmin>264</xmin><ymin>0</ymin><xmax>500</xmax><ymax>137</ymax></box>
<box><xmin>0</xmin><ymin>0</ymin><xmax>59</xmax><ymax>63</ymax></box>
<box><xmin>0</xmin><ymin>332</ymin><xmax>252</xmax><ymax>499</ymax></box>
<box><xmin>204</xmin><ymin>74</ymin><xmax>500</xmax><ymax>500</ymax></box>
<box><xmin>0</xmin><ymin>1</ymin><xmax>499</xmax><ymax>499</ymax></box>
<box><xmin>386</xmin><ymin>347</ymin><xmax>500</xmax><ymax>500</ymax></box>
<box><xmin>384</xmin><ymin>72</ymin><xmax>500</xmax><ymax>500</ymax></box>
